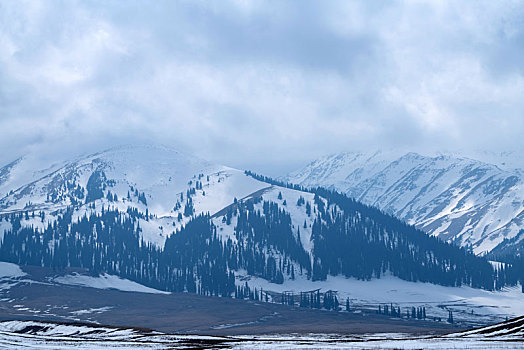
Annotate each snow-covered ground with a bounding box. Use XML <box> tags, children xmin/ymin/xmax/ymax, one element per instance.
<box><xmin>0</xmin><ymin>262</ymin><xmax>28</xmax><ymax>292</ymax></box>
<box><xmin>52</xmin><ymin>273</ymin><xmax>170</xmax><ymax>294</ymax></box>
<box><xmin>237</xmin><ymin>271</ymin><xmax>524</xmax><ymax>325</ymax></box>
<box><xmin>0</xmin><ymin>319</ymin><xmax>522</xmax><ymax>349</ymax></box>
<box><xmin>0</xmin><ymin>262</ymin><xmax>25</xmax><ymax>279</ymax></box>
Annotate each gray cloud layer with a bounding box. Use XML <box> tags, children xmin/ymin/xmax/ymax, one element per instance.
<box><xmin>1</xmin><ymin>0</ymin><xmax>523</xmax><ymax>175</ymax></box>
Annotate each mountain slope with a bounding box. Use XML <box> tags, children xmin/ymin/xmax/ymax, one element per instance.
<box><xmin>0</xmin><ymin>145</ymin><xmax>517</xmax><ymax>299</ymax></box>
<box><xmin>0</xmin><ymin>144</ymin><xmax>268</xmax><ymax>246</ymax></box>
<box><xmin>285</xmin><ymin>151</ymin><xmax>524</xmax><ymax>255</ymax></box>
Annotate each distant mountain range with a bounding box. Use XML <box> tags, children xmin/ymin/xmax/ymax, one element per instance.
<box><xmin>0</xmin><ymin>144</ymin><xmax>510</xmax><ymax>295</ymax></box>
<box><xmin>285</xmin><ymin>151</ymin><xmax>524</xmax><ymax>255</ymax></box>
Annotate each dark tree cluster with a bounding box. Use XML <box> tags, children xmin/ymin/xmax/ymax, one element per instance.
<box><xmin>0</xmin><ymin>208</ymin><xmax>235</xmax><ymax>297</ymax></box>
<box><xmin>232</xmin><ymin>200</ymin><xmax>310</xmax><ymax>283</ymax></box>
<box><xmin>309</xmin><ymin>190</ymin><xmax>497</xmax><ymax>289</ymax></box>
<box><xmin>294</xmin><ymin>289</ymin><xmax>339</xmax><ymax>310</ymax></box>
<box><xmin>245</xmin><ymin>170</ymin><xmax>507</xmax><ymax>290</ymax></box>
<box><xmin>378</xmin><ymin>304</ymin><xmax>402</xmax><ymax>318</ymax></box>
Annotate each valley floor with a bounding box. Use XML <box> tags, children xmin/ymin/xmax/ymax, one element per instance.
<box><xmin>0</xmin><ymin>277</ymin><xmax>457</xmax><ymax>336</ymax></box>
<box><xmin>237</xmin><ymin>270</ymin><xmax>523</xmax><ymax>327</ymax></box>
<box><xmin>1</xmin><ymin>262</ymin><xmax>523</xmax><ymax>348</ymax></box>
<box><xmin>1</xmin><ymin>262</ymin><xmax>518</xmax><ymax>335</ymax></box>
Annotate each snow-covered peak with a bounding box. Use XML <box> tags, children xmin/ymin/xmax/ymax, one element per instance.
<box><xmin>285</xmin><ymin>151</ymin><xmax>524</xmax><ymax>254</ymax></box>
<box><xmin>286</xmin><ymin>150</ymin><xmax>400</xmax><ymax>188</ymax></box>
<box><xmin>76</xmin><ymin>143</ymin><xmax>220</xmax><ymax>193</ymax></box>
<box><xmin>0</xmin><ymin>144</ymin><xmax>271</xmax><ymax>246</ymax></box>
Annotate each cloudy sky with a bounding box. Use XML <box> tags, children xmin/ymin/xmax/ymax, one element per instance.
<box><xmin>1</xmin><ymin>0</ymin><xmax>523</xmax><ymax>175</ymax></box>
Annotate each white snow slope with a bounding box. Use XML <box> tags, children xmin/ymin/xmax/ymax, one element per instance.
<box><xmin>285</xmin><ymin>151</ymin><xmax>524</xmax><ymax>255</ymax></box>
<box><xmin>0</xmin><ymin>144</ymin><xmax>269</xmax><ymax>247</ymax></box>
<box><xmin>52</xmin><ymin>273</ymin><xmax>170</xmax><ymax>294</ymax></box>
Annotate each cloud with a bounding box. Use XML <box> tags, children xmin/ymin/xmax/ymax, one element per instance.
<box><xmin>0</xmin><ymin>0</ymin><xmax>523</xmax><ymax>175</ymax></box>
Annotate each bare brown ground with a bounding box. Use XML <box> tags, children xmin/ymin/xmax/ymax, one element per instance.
<box><xmin>0</xmin><ymin>279</ymin><xmax>462</xmax><ymax>336</ymax></box>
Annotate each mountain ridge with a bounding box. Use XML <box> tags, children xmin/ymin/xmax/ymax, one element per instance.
<box><xmin>285</xmin><ymin>150</ymin><xmax>524</xmax><ymax>255</ymax></box>
<box><xmin>0</xmin><ymin>144</ymin><xmax>513</xmax><ymax>294</ymax></box>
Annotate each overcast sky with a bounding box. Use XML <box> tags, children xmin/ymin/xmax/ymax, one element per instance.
<box><xmin>1</xmin><ymin>0</ymin><xmax>523</xmax><ymax>175</ymax></box>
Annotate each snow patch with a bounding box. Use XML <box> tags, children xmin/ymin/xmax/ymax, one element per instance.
<box><xmin>53</xmin><ymin>273</ymin><xmax>170</xmax><ymax>294</ymax></box>
<box><xmin>0</xmin><ymin>261</ymin><xmax>25</xmax><ymax>278</ymax></box>
<box><xmin>237</xmin><ymin>271</ymin><xmax>524</xmax><ymax>324</ymax></box>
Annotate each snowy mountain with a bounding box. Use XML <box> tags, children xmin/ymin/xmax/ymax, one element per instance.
<box><xmin>0</xmin><ymin>144</ymin><xmax>269</xmax><ymax>247</ymax></box>
<box><xmin>285</xmin><ymin>151</ymin><xmax>524</xmax><ymax>255</ymax></box>
<box><xmin>0</xmin><ymin>144</ymin><xmax>519</xmax><ymax>300</ymax></box>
